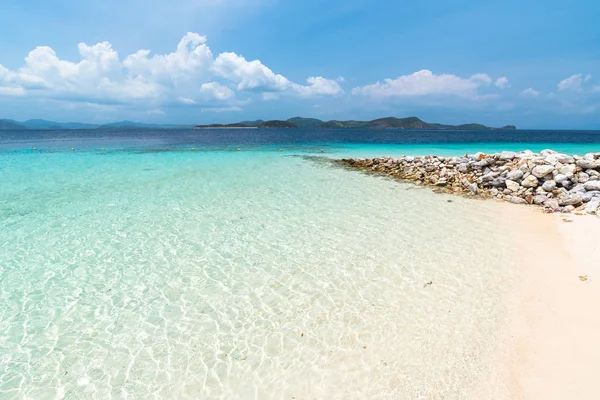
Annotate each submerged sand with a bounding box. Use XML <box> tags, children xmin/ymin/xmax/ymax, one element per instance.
<box><xmin>476</xmin><ymin>203</ymin><xmax>600</xmax><ymax>399</ymax></box>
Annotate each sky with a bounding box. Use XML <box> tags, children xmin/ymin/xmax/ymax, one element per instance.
<box><xmin>0</xmin><ymin>0</ymin><xmax>599</xmax><ymax>129</ymax></box>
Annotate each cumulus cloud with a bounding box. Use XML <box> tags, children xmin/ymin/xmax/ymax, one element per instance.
<box><xmin>495</xmin><ymin>77</ymin><xmax>510</xmax><ymax>89</ymax></box>
<box><xmin>351</xmin><ymin>70</ymin><xmax>493</xmax><ymax>99</ymax></box>
<box><xmin>200</xmin><ymin>82</ymin><xmax>235</xmax><ymax>100</ymax></box>
<box><xmin>520</xmin><ymin>88</ymin><xmax>540</xmax><ymax>97</ymax></box>
<box><xmin>211</xmin><ymin>52</ymin><xmax>343</xmax><ymax>96</ymax></box>
<box><xmin>201</xmin><ymin>106</ymin><xmax>243</xmax><ymax>112</ymax></box>
<box><xmin>557</xmin><ymin>73</ymin><xmax>591</xmax><ymax>92</ymax></box>
<box><xmin>0</xmin><ymin>32</ymin><xmax>343</xmax><ymax>107</ymax></box>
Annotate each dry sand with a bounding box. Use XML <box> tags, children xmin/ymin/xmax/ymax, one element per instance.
<box><xmin>476</xmin><ymin>204</ymin><xmax>600</xmax><ymax>399</ymax></box>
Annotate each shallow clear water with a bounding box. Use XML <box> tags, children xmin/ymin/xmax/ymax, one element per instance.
<box><xmin>1</xmin><ymin>129</ymin><xmax>599</xmax><ymax>399</ymax></box>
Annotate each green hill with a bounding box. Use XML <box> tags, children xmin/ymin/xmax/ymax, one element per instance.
<box><xmin>0</xmin><ymin>119</ymin><xmax>27</xmax><ymax>130</ymax></box>
<box><xmin>286</xmin><ymin>117</ymin><xmax>323</xmax><ymax>129</ymax></box>
<box><xmin>258</xmin><ymin>120</ymin><xmax>298</xmax><ymax>128</ymax></box>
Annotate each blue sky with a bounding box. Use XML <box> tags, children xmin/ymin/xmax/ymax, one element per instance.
<box><xmin>0</xmin><ymin>0</ymin><xmax>599</xmax><ymax>128</ymax></box>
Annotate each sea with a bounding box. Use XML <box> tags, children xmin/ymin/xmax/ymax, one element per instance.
<box><xmin>1</xmin><ymin>128</ymin><xmax>599</xmax><ymax>399</ymax></box>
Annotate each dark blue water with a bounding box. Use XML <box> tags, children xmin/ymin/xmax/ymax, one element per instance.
<box><xmin>1</xmin><ymin>128</ymin><xmax>600</xmax><ymax>156</ymax></box>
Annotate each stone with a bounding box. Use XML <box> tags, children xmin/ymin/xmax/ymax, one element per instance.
<box><xmin>544</xmin><ymin>198</ymin><xmax>560</xmax><ymax>211</ymax></box>
<box><xmin>531</xmin><ymin>165</ymin><xmax>555</xmax><ymax>178</ymax></box>
<box><xmin>577</xmin><ymin>159</ymin><xmax>597</xmax><ymax>169</ymax></box>
<box><xmin>586</xmin><ymin>200</ymin><xmax>600</xmax><ymax>215</ymax></box>
<box><xmin>582</xmin><ymin>191</ymin><xmax>600</xmax><ymax>202</ymax></box>
<box><xmin>578</xmin><ymin>172</ymin><xmax>590</xmax><ymax>183</ymax></box>
<box><xmin>554</xmin><ymin>174</ymin><xmax>567</xmax><ymax>184</ymax></box>
<box><xmin>558</xmin><ymin>193</ymin><xmax>583</xmax><ymax>206</ymax></box>
<box><xmin>522</xmin><ymin>175</ymin><xmax>539</xmax><ymax>188</ymax></box>
<box><xmin>533</xmin><ymin>194</ymin><xmax>548</xmax><ymax>205</ymax></box>
<box><xmin>507</xmin><ymin>169</ymin><xmax>524</xmax><ymax>181</ymax></box>
<box><xmin>584</xmin><ymin>181</ymin><xmax>600</xmax><ymax>191</ymax></box>
<box><xmin>559</xmin><ymin>165</ymin><xmax>577</xmax><ymax>175</ymax></box>
<box><xmin>499</xmin><ymin>151</ymin><xmax>516</xmax><ymax>160</ymax></box>
<box><xmin>468</xmin><ymin>182</ymin><xmax>479</xmax><ymax>195</ymax></box>
<box><xmin>510</xmin><ymin>196</ymin><xmax>528</xmax><ymax>205</ymax></box>
<box><xmin>544</xmin><ymin>154</ymin><xmax>558</xmax><ymax>165</ymax></box>
<box><xmin>541</xmin><ymin>180</ymin><xmax>556</xmax><ymax>191</ymax></box>
<box><xmin>505</xmin><ymin>179</ymin><xmax>520</xmax><ymax>192</ymax></box>
<box><xmin>571</xmin><ymin>184</ymin><xmax>587</xmax><ymax>193</ymax></box>
<box><xmin>491</xmin><ymin>177</ymin><xmax>507</xmax><ymax>187</ymax></box>
<box><xmin>561</xmin><ymin>180</ymin><xmax>573</xmax><ymax>190</ymax></box>
<box><xmin>556</xmin><ymin>154</ymin><xmax>575</xmax><ymax>164</ymax></box>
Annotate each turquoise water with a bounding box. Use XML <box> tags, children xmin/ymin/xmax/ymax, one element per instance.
<box><xmin>1</xmin><ymin>131</ymin><xmax>599</xmax><ymax>399</ymax></box>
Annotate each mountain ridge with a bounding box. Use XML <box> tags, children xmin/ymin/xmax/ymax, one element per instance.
<box><xmin>0</xmin><ymin>116</ymin><xmax>516</xmax><ymax>130</ymax></box>
<box><xmin>195</xmin><ymin>116</ymin><xmax>516</xmax><ymax>130</ymax></box>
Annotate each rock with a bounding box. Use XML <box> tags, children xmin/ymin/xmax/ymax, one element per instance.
<box><xmin>558</xmin><ymin>193</ymin><xmax>583</xmax><ymax>206</ymax></box>
<box><xmin>554</xmin><ymin>174</ymin><xmax>567</xmax><ymax>184</ymax></box>
<box><xmin>578</xmin><ymin>173</ymin><xmax>590</xmax><ymax>183</ymax></box>
<box><xmin>563</xmin><ymin>205</ymin><xmax>575</xmax><ymax>213</ymax></box>
<box><xmin>522</xmin><ymin>175</ymin><xmax>539</xmax><ymax>188</ymax></box>
<box><xmin>571</xmin><ymin>184</ymin><xmax>587</xmax><ymax>193</ymax></box>
<box><xmin>544</xmin><ymin>198</ymin><xmax>560</xmax><ymax>211</ymax></box>
<box><xmin>561</xmin><ymin>180</ymin><xmax>573</xmax><ymax>190</ymax></box>
<box><xmin>577</xmin><ymin>159</ymin><xmax>597</xmax><ymax>169</ymax></box>
<box><xmin>556</xmin><ymin>154</ymin><xmax>575</xmax><ymax>164</ymax></box>
<box><xmin>468</xmin><ymin>182</ymin><xmax>479</xmax><ymax>195</ymax></box>
<box><xmin>510</xmin><ymin>196</ymin><xmax>528</xmax><ymax>205</ymax></box>
<box><xmin>586</xmin><ymin>200</ymin><xmax>600</xmax><ymax>215</ymax></box>
<box><xmin>491</xmin><ymin>177</ymin><xmax>507</xmax><ymax>187</ymax></box>
<box><xmin>584</xmin><ymin>181</ymin><xmax>600</xmax><ymax>191</ymax></box>
<box><xmin>531</xmin><ymin>165</ymin><xmax>555</xmax><ymax>178</ymax></box>
<box><xmin>505</xmin><ymin>179</ymin><xmax>521</xmax><ymax>192</ymax></box>
<box><xmin>507</xmin><ymin>169</ymin><xmax>524</xmax><ymax>181</ymax></box>
<box><xmin>499</xmin><ymin>151</ymin><xmax>516</xmax><ymax>160</ymax></box>
<box><xmin>558</xmin><ymin>165</ymin><xmax>577</xmax><ymax>175</ymax></box>
<box><xmin>582</xmin><ymin>191</ymin><xmax>600</xmax><ymax>202</ymax></box>
<box><xmin>533</xmin><ymin>194</ymin><xmax>548</xmax><ymax>205</ymax></box>
<box><xmin>542</xmin><ymin>180</ymin><xmax>556</xmax><ymax>191</ymax></box>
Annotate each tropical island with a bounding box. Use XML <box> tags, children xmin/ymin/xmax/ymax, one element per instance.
<box><xmin>194</xmin><ymin>116</ymin><xmax>516</xmax><ymax>130</ymax></box>
<box><xmin>0</xmin><ymin>116</ymin><xmax>516</xmax><ymax>131</ymax></box>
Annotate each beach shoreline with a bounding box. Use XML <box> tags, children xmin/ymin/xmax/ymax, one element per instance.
<box><xmin>425</xmin><ymin>195</ymin><xmax>600</xmax><ymax>399</ymax></box>
<box><xmin>502</xmin><ymin>208</ymin><xmax>600</xmax><ymax>399</ymax></box>
<box><xmin>338</xmin><ymin>151</ymin><xmax>600</xmax><ymax>398</ymax></box>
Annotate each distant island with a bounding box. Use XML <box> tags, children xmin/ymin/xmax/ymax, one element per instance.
<box><xmin>194</xmin><ymin>117</ymin><xmax>516</xmax><ymax>130</ymax></box>
<box><xmin>0</xmin><ymin>119</ymin><xmax>192</xmax><ymax>131</ymax></box>
<box><xmin>0</xmin><ymin>116</ymin><xmax>516</xmax><ymax>131</ymax></box>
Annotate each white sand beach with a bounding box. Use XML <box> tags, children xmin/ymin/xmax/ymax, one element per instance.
<box><xmin>476</xmin><ymin>204</ymin><xmax>600</xmax><ymax>399</ymax></box>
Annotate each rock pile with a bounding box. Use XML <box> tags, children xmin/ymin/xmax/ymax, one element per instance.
<box><xmin>340</xmin><ymin>150</ymin><xmax>600</xmax><ymax>215</ymax></box>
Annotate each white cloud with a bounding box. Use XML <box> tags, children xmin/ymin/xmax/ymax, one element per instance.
<box><xmin>211</xmin><ymin>52</ymin><xmax>343</xmax><ymax>96</ymax></box>
<box><xmin>558</xmin><ymin>74</ymin><xmax>584</xmax><ymax>92</ymax></box>
<box><xmin>200</xmin><ymin>82</ymin><xmax>235</xmax><ymax>100</ymax></box>
<box><xmin>201</xmin><ymin>106</ymin><xmax>243</xmax><ymax>112</ymax></box>
<box><xmin>296</xmin><ymin>76</ymin><xmax>344</xmax><ymax>96</ymax></box>
<box><xmin>0</xmin><ymin>32</ymin><xmax>342</xmax><ymax>106</ymax></box>
<box><xmin>178</xmin><ymin>96</ymin><xmax>196</xmax><ymax>104</ymax></box>
<box><xmin>520</xmin><ymin>88</ymin><xmax>540</xmax><ymax>97</ymax></box>
<box><xmin>495</xmin><ymin>77</ymin><xmax>510</xmax><ymax>89</ymax></box>
<box><xmin>351</xmin><ymin>70</ymin><xmax>493</xmax><ymax>99</ymax></box>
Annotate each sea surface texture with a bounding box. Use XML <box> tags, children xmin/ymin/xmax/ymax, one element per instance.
<box><xmin>1</xmin><ymin>129</ymin><xmax>599</xmax><ymax>399</ymax></box>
